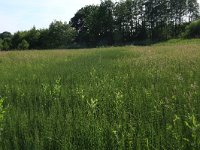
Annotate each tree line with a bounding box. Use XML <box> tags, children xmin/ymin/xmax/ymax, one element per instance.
<box><xmin>0</xmin><ymin>0</ymin><xmax>199</xmax><ymax>50</ymax></box>
<box><xmin>0</xmin><ymin>21</ymin><xmax>76</xmax><ymax>50</ymax></box>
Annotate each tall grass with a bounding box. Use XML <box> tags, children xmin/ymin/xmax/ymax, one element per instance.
<box><xmin>0</xmin><ymin>44</ymin><xmax>200</xmax><ymax>149</ymax></box>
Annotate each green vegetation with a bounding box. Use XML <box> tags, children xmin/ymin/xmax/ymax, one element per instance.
<box><xmin>0</xmin><ymin>41</ymin><xmax>200</xmax><ymax>149</ymax></box>
<box><xmin>0</xmin><ymin>97</ymin><xmax>5</xmax><ymax>124</ymax></box>
<box><xmin>17</xmin><ymin>39</ymin><xmax>30</xmax><ymax>50</ymax></box>
<box><xmin>0</xmin><ymin>96</ymin><xmax>5</xmax><ymax>144</ymax></box>
<box><xmin>185</xmin><ymin>19</ymin><xmax>200</xmax><ymax>38</ymax></box>
<box><xmin>155</xmin><ymin>38</ymin><xmax>200</xmax><ymax>46</ymax></box>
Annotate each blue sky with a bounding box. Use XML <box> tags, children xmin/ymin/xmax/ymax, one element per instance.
<box><xmin>0</xmin><ymin>0</ymin><xmax>199</xmax><ymax>33</ymax></box>
<box><xmin>0</xmin><ymin>0</ymin><xmax>100</xmax><ymax>33</ymax></box>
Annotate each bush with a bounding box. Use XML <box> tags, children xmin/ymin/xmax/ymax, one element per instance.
<box><xmin>17</xmin><ymin>39</ymin><xmax>29</xmax><ymax>50</ymax></box>
<box><xmin>2</xmin><ymin>38</ymin><xmax>12</xmax><ymax>51</ymax></box>
<box><xmin>0</xmin><ymin>39</ymin><xmax>3</xmax><ymax>51</ymax></box>
<box><xmin>184</xmin><ymin>19</ymin><xmax>200</xmax><ymax>38</ymax></box>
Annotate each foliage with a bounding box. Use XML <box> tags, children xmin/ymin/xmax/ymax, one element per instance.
<box><xmin>48</xmin><ymin>21</ymin><xmax>77</xmax><ymax>48</ymax></box>
<box><xmin>37</xmin><ymin>29</ymin><xmax>49</xmax><ymax>49</ymax></box>
<box><xmin>25</xmin><ymin>27</ymin><xmax>40</xmax><ymax>49</ymax></box>
<box><xmin>97</xmin><ymin>0</ymin><xmax>115</xmax><ymax>45</ymax></box>
<box><xmin>12</xmin><ymin>31</ymin><xmax>26</xmax><ymax>49</ymax></box>
<box><xmin>70</xmin><ymin>5</ymin><xmax>100</xmax><ymax>46</ymax></box>
<box><xmin>17</xmin><ymin>39</ymin><xmax>30</xmax><ymax>50</ymax></box>
<box><xmin>0</xmin><ymin>39</ymin><xmax>3</xmax><ymax>50</ymax></box>
<box><xmin>0</xmin><ymin>32</ymin><xmax>12</xmax><ymax>39</ymax></box>
<box><xmin>2</xmin><ymin>38</ymin><xmax>12</xmax><ymax>51</ymax></box>
<box><xmin>70</xmin><ymin>0</ymin><xmax>199</xmax><ymax>45</ymax></box>
<box><xmin>187</xmin><ymin>0</ymin><xmax>200</xmax><ymax>22</ymax></box>
<box><xmin>184</xmin><ymin>19</ymin><xmax>200</xmax><ymax>38</ymax></box>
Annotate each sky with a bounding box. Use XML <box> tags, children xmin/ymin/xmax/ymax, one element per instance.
<box><xmin>0</xmin><ymin>0</ymin><xmax>200</xmax><ymax>33</ymax></box>
<box><xmin>0</xmin><ymin>0</ymin><xmax>100</xmax><ymax>33</ymax></box>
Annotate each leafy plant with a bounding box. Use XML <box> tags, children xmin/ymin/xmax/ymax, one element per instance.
<box><xmin>17</xmin><ymin>39</ymin><xmax>29</xmax><ymax>50</ymax></box>
<box><xmin>184</xmin><ymin>19</ymin><xmax>200</xmax><ymax>38</ymax></box>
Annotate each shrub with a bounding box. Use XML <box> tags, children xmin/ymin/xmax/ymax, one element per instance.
<box><xmin>2</xmin><ymin>38</ymin><xmax>12</xmax><ymax>51</ymax></box>
<box><xmin>17</xmin><ymin>39</ymin><xmax>29</xmax><ymax>50</ymax></box>
<box><xmin>0</xmin><ymin>39</ymin><xmax>3</xmax><ymax>51</ymax></box>
<box><xmin>184</xmin><ymin>19</ymin><xmax>200</xmax><ymax>38</ymax></box>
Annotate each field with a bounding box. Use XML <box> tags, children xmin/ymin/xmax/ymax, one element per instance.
<box><xmin>0</xmin><ymin>41</ymin><xmax>200</xmax><ymax>149</ymax></box>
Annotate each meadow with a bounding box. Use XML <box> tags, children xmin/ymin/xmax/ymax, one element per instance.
<box><xmin>0</xmin><ymin>41</ymin><xmax>200</xmax><ymax>149</ymax></box>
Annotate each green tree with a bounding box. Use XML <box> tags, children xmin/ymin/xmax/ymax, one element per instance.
<box><xmin>114</xmin><ymin>0</ymin><xmax>133</xmax><ymax>43</ymax></box>
<box><xmin>144</xmin><ymin>0</ymin><xmax>169</xmax><ymax>40</ymax></box>
<box><xmin>38</xmin><ymin>29</ymin><xmax>49</xmax><ymax>49</ymax></box>
<box><xmin>48</xmin><ymin>21</ymin><xmax>77</xmax><ymax>48</ymax></box>
<box><xmin>187</xmin><ymin>0</ymin><xmax>199</xmax><ymax>22</ymax></box>
<box><xmin>0</xmin><ymin>38</ymin><xmax>3</xmax><ymax>50</ymax></box>
<box><xmin>0</xmin><ymin>32</ymin><xmax>12</xmax><ymax>40</ymax></box>
<box><xmin>169</xmin><ymin>0</ymin><xmax>188</xmax><ymax>37</ymax></box>
<box><xmin>17</xmin><ymin>39</ymin><xmax>29</xmax><ymax>50</ymax></box>
<box><xmin>12</xmin><ymin>31</ymin><xmax>27</xmax><ymax>49</ymax></box>
<box><xmin>98</xmin><ymin>0</ymin><xmax>115</xmax><ymax>45</ymax></box>
<box><xmin>25</xmin><ymin>27</ymin><xmax>40</xmax><ymax>49</ymax></box>
<box><xmin>0</xmin><ymin>32</ymin><xmax>12</xmax><ymax>50</ymax></box>
<box><xmin>114</xmin><ymin>0</ymin><xmax>147</xmax><ymax>42</ymax></box>
<box><xmin>184</xmin><ymin>19</ymin><xmax>200</xmax><ymax>38</ymax></box>
<box><xmin>2</xmin><ymin>38</ymin><xmax>12</xmax><ymax>50</ymax></box>
<box><xmin>70</xmin><ymin>5</ymin><xmax>100</xmax><ymax>46</ymax></box>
